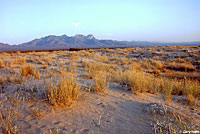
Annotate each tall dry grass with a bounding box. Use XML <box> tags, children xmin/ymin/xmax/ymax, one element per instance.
<box><xmin>45</xmin><ymin>76</ymin><xmax>79</xmax><ymax>108</ymax></box>
<box><xmin>92</xmin><ymin>72</ymin><xmax>109</xmax><ymax>96</ymax></box>
<box><xmin>114</xmin><ymin>65</ymin><xmax>200</xmax><ymax>103</ymax></box>
<box><xmin>20</xmin><ymin>64</ymin><xmax>36</xmax><ymax>76</ymax></box>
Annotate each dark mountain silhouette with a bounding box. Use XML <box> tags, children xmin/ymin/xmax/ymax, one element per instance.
<box><xmin>18</xmin><ymin>34</ymin><xmax>128</xmax><ymax>49</ymax></box>
<box><xmin>0</xmin><ymin>34</ymin><xmax>200</xmax><ymax>51</ymax></box>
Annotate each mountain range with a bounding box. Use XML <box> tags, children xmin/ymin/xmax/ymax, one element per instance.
<box><xmin>0</xmin><ymin>34</ymin><xmax>200</xmax><ymax>51</ymax></box>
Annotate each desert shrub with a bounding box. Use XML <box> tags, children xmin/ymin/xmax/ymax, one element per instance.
<box><xmin>20</xmin><ymin>64</ymin><xmax>36</xmax><ymax>77</ymax></box>
<box><xmin>92</xmin><ymin>72</ymin><xmax>109</xmax><ymax>95</ymax></box>
<box><xmin>46</xmin><ymin>76</ymin><xmax>79</xmax><ymax>108</ymax></box>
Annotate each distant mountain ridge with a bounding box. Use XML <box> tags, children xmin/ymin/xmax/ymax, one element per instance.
<box><xmin>0</xmin><ymin>34</ymin><xmax>200</xmax><ymax>51</ymax></box>
<box><xmin>18</xmin><ymin>34</ymin><xmax>127</xmax><ymax>48</ymax></box>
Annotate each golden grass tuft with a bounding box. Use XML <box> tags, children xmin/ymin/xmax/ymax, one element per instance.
<box><xmin>92</xmin><ymin>72</ymin><xmax>108</xmax><ymax>96</ymax></box>
<box><xmin>182</xmin><ymin>79</ymin><xmax>200</xmax><ymax>104</ymax></box>
<box><xmin>46</xmin><ymin>76</ymin><xmax>79</xmax><ymax>108</ymax></box>
<box><xmin>20</xmin><ymin>64</ymin><xmax>36</xmax><ymax>76</ymax></box>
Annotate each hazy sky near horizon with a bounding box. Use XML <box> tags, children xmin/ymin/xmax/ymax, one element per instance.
<box><xmin>1</xmin><ymin>0</ymin><xmax>200</xmax><ymax>44</ymax></box>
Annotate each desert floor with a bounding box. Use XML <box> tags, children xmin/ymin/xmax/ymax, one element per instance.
<box><xmin>0</xmin><ymin>45</ymin><xmax>200</xmax><ymax>134</ymax></box>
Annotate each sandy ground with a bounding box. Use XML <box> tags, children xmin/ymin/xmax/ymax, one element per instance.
<box><xmin>8</xmin><ymin>83</ymin><xmax>153</xmax><ymax>134</ymax></box>
<box><xmin>0</xmin><ymin>82</ymin><xmax>196</xmax><ymax>134</ymax></box>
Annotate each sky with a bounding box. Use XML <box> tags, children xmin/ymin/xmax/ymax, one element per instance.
<box><xmin>0</xmin><ymin>0</ymin><xmax>200</xmax><ymax>45</ymax></box>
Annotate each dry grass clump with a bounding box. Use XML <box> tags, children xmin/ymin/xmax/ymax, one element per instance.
<box><xmin>166</xmin><ymin>62</ymin><xmax>196</xmax><ymax>72</ymax></box>
<box><xmin>14</xmin><ymin>57</ymin><xmax>26</xmax><ymax>65</ymax></box>
<box><xmin>182</xmin><ymin>79</ymin><xmax>200</xmax><ymax>103</ymax></box>
<box><xmin>20</xmin><ymin>64</ymin><xmax>36</xmax><ymax>76</ymax></box>
<box><xmin>95</xmin><ymin>53</ymin><xmax>108</xmax><ymax>62</ymax></box>
<box><xmin>82</xmin><ymin>59</ymin><xmax>118</xmax><ymax>79</ymax></box>
<box><xmin>139</xmin><ymin>59</ymin><xmax>163</xmax><ymax>71</ymax></box>
<box><xmin>150</xmin><ymin>59</ymin><xmax>163</xmax><ymax>70</ymax></box>
<box><xmin>82</xmin><ymin>60</ymin><xmax>103</xmax><ymax>78</ymax></box>
<box><xmin>92</xmin><ymin>72</ymin><xmax>109</xmax><ymax>96</ymax></box>
<box><xmin>115</xmin><ymin>69</ymin><xmax>152</xmax><ymax>93</ymax></box>
<box><xmin>45</xmin><ymin>76</ymin><xmax>79</xmax><ymax>108</ymax></box>
<box><xmin>20</xmin><ymin>64</ymin><xmax>40</xmax><ymax>80</ymax></box>
<box><xmin>0</xmin><ymin>60</ymin><xmax>4</xmax><ymax>68</ymax></box>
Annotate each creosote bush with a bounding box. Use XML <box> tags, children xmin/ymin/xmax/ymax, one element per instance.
<box><xmin>46</xmin><ymin>76</ymin><xmax>79</xmax><ymax>108</ymax></box>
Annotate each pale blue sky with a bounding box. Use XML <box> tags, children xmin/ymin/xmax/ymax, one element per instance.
<box><xmin>1</xmin><ymin>0</ymin><xmax>200</xmax><ymax>44</ymax></box>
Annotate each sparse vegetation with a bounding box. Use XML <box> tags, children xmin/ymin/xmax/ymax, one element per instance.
<box><xmin>0</xmin><ymin>45</ymin><xmax>200</xmax><ymax>133</ymax></box>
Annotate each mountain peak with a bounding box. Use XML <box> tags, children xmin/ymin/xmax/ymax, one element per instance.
<box><xmin>74</xmin><ymin>34</ymin><xmax>85</xmax><ymax>39</ymax></box>
<box><xmin>86</xmin><ymin>34</ymin><xmax>95</xmax><ymax>40</ymax></box>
